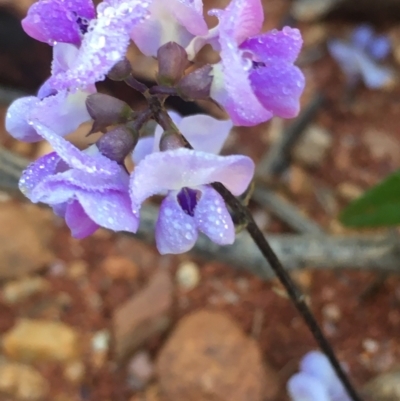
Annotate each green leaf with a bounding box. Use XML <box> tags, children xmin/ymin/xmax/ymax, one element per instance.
<box><xmin>340</xmin><ymin>170</ymin><xmax>400</xmax><ymax>227</ymax></box>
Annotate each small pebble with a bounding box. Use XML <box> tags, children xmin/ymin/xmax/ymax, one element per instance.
<box><xmin>176</xmin><ymin>261</ymin><xmax>200</xmax><ymax>290</ymax></box>
<box><xmin>363</xmin><ymin>338</ymin><xmax>379</xmax><ymax>354</ymax></box>
<box><xmin>2</xmin><ymin>277</ymin><xmax>50</xmax><ymax>304</ymax></box>
<box><xmin>127</xmin><ymin>351</ymin><xmax>154</xmax><ymax>390</ymax></box>
<box><xmin>322</xmin><ymin>303</ymin><xmax>341</xmax><ymax>322</ymax></box>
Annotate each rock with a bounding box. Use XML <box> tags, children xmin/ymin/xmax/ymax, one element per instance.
<box><xmin>0</xmin><ymin>362</ymin><xmax>48</xmax><ymax>400</ymax></box>
<box><xmin>91</xmin><ymin>330</ymin><xmax>110</xmax><ymax>369</ymax></box>
<box><xmin>101</xmin><ymin>256</ymin><xmax>139</xmax><ymax>280</ymax></box>
<box><xmin>67</xmin><ymin>260</ymin><xmax>88</xmax><ymax>280</ymax></box>
<box><xmin>0</xmin><ymin>202</ymin><xmax>54</xmax><ymax>279</ymax></box>
<box><xmin>292</xmin><ymin>125</ymin><xmax>333</xmax><ymax>167</ymax></box>
<box><xmin>127</xmin><ymin>351</ymin><xmax>155</xmax><ymax>390</ymax></box>
<box><xmin>176</xmin><ymin>261</ymin><xmax>200</xmax><ymax>290</ymax></box>
<box><xmin>3</xmin><ymin>319</ymin><xmax>80</xmax><ymax>363</ymax></box>
<box><xmin>64</xmin><ymin>360</ymin><xmax>86</xmax><ymax>384</ymax></box>
<box><xmin>2</xmin><ymin>276</ymin><xmax>50</xmax><ymax>304</ymax></box>
<box><xmin>364</xmin><ymin>370</ymin><xmax>400</xmax><ymax>401</ymax></box>
<box><xmin>113</xmin><ymin>270</ymin><xmax>173</xmax><ymax>360</ymax></box>
<box><xmin>156</xmin><ymin>310</ymin><xmax>276</xmax><ymax>401</ymax></box>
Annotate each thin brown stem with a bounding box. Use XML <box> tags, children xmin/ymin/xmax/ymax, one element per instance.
<box><xmin>211</xmin><ymin>182</ymin><xmax>362</xmax><ymax>401</ymax></box>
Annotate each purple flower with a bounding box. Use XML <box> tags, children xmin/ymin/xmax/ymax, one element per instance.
<box><xmin>6</xmin><ymin>44</ymin><xmax>94</xmax><ymax>142</ymax></box>
<box><xmin>22</xmin><ymin>0</ymin><xmax>96</xmax><ymax>46</ymax></box>
<box><xmin>20</xmin><ymin>120</ymin><xmax>139</xmax><ymax>238</ymax></box>
<box><xmin>130</xmin><ymin>112</ymin><xmax>254</xmax><ymax>254</ymax></box>
<box><xmin>130</xmin><ymin>0</ymin><xmax>208</xmax><ymax>57</ymax></box>
<box><xmin>50</xmin><ymin>0</ymin><xmax>153</xmax><ymax>91</ymax></box>
<box><xmin>328</xmin><ymin>25</ymin><xmax>393</xmax><ymax>89</ymax></box>
<box><xmin>287</xmin><ymin>351</ymin><xmax>351</xmax><ymax>401</ymax></box>
<box><xmin>209</xmin><ymin>0</ymin><xmax>305</xmax><ymax>126</ymax></box>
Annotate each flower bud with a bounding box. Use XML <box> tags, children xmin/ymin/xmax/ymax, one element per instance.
<box><xmin>96</xmin><ymin>123</ymin><xmax>139</xmax><ymax>163</ymax></box>
<box><xmin>176</xmin><ymin>65</ymin><xmax>213</xmax><ymax>100</ymax></box>
<box><xmin>86</xmin><ymin>93</ymin><xmax>133</xmax><ymax>134</ymax></box>
<box><xmin>157</xmin><ymin>42</ymin><xmax>189</xmax><ymax>86</ymax></box>
<box><xmin>159</xmin><ymin>130</ymin><xmax>187</xmax><ymax>151</ymax></box>
<box><xmin>107</xmin><ymin>58</ymin><xmax>132</xmax><ymax>81</ymax></box>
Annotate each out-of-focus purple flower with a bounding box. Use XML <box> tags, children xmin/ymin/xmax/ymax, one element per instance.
<box><xmin>328</xmin><ymin>24</ymin><xmax>393</xmax><ymax>89</ymax></box>
<box><xmin>130</xmin><ymin>112</ymin><xmax>254</xmax><ymax>254</ymax></box>
<box><xmin>6</xmin><ymin>44</ymin><xmax>94</xmax><ymax>142</ymax></box>
<box><xmin>208</xmin><ymin>0</ymin><xmax>305</xmax><ymax>126</ymax></box>
<box><xmin>20</xmin><ymin>120</ymin><xmax>139</xmax><ymax>238</ymax></box>
<box><xmin>287</xmin><ymin>351</ymin><xmax>351</xmax><ymax>401</ymax></box>
<box><xmin>130</xmin><ymin>0</ymin><xmax>208</xmax><ymax>57</ymax></box>
<box><xmin>50</xmin><ymin>0</ymin><xmax>152</xmax><ymax>90</ymax></box>
<box><xmin>22</xmin><ymin>0</ymin><xmax>96</xmax><ymax>45</ymax></box>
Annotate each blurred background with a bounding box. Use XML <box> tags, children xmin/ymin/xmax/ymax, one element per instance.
<box><xmin>0</xmin><ymin>0</ymin><xmax>400</xmax><ymax>400</ymax></box>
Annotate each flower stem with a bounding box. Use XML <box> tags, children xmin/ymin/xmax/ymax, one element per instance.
<box><xmin>212</xmin><ymin>182</ymin><xmax>362</xmax><ymax>401</ymax></box>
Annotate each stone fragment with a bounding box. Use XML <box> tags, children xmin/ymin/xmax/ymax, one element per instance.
<box><xmin>101</xmin><ymin>256</ymin><xmax>139</xmax><ymax>280</ymax></box>
<box><xmin>0</xmin><ymin>202</ymin><xmax>54</xmax><ymax>279</ymax></box>
<box><xmin>0</xmin><ymin>362</ymin><xmax>48</xmax><ymax>400</ymax></box>
<box><xmin>176</xmin><ymin>261</ymin><xmax>200</xmax><ymax>290</ymax></box>
<box><xmin>2</xmin><ymin>276</ymin><xmax>50</xmax><ymax>304</ymax></box>
<box><xmin>157</xmin><ymin>310</ymin><xmax>276</xmax><ymax>401</ymax></box>
<box><xmin>127</xmin><ymin>351</ymin><xmax>154</xmax><ymax>390</ymax></box>
<box><xmin>113</xmin><ymin>270</ymin><xmax>173</xmax><ymax>360</ymax></box>
<box><xmin>64</xmin><ymin>360</ymin><xmax>86</xmax><ymax>384</ymax></box>
<box><xmin>3</xmin><ymin>319</ymin><xmax>80</xmax><ymax>363</ymax></box>
<box><xmin>292</xmin><ymin>125</ymin><xmax>333</xmax><ymax>167</ymax></box>
<box><xmin>364</xmin><ymin>370</ymin><xmax>400</xmax><ymax>401</ymax></box>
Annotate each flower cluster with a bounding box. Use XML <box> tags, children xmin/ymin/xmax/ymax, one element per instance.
<box><xmin>6</xmin><ymin>0</ymin><xmax>305</xmax><ymax>254</ymax></box>
<box><xmin>288</xmin><ymin>351</ymin><xmax>351</xmax><ymax>401</ymax></box>
<box><xmin>328</xmin><ymin>24</ymin><xmax>393</xmax><ymax>89</ymax></box>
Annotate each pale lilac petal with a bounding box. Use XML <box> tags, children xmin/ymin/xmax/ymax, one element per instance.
<box><xmin>5</xmin><ymin>97</ymin><xmax>42</xmax><ymax>142</ymax></box>
<box><xmin>351</xmin><ymin>25</ymin><xmax>373</xmax><ymax>50</ymax></box>
<box><xmin>22</xmin><ymin>0</ymin><xmax>81</xmax><ymax>45</ymax></box>
<box><xmin>155</xmin><ymin>192</ymin><xmax>198</xmax><ymax>254</ymax></box>
<box><xmin>52</xmin><ymin>0</ymin><xmax>151</xmax><ymax>90</ymax></box>
<box><xmin>30</xmin><ymin>121</ymin><xmax>120</xmax><ymax>175</ymax></box>
<box><xmin>31</xmin><ymin>181</ymin><xmax>77</xmax><ymax>204</ymax></box>
<box><xmin>355</xmin><ymin>52</ymin><xmax>394</xmax><ymax>89</ymax></box>
<box><xmin>65</xmin><ymin>200</ymin><xmax>99</xmax><ymax>238</ymax></box>
<box><xmin>30</xmin><ymin>90</ymin><xmax>93</xmax><ymax>137</ymax></box>
<box><xmin>249</xmin><ymin>62</ymin><xmax>305</xmax><ymax>118</ymax></box>
<box><xmin>368</xmin><ymin>35</ymin><xmax>391</xmax><ymax>60</ymax></box>
<box><xmin>131</xmin><ymin>0</ymin><xmax>207</xmax><ymax>57</ymax></box>
<box><xmin>19</xmin><ymin>152</ymin><xmax>61</xmax><ymax>198</ymax></box>
<box><xmin>328</xmin><ymin>40</ymin><xmax>360</xmax><ymax>81</ymax></box>
<box><xmin>132</xmin><ymin>137</ymin><xmax>154</xmax><ymax>164</ymax></box>
<box><xmin>53</xmin><ymin>203</ymin><xmax>67</xmax><ymax>218</ymax></box>
<box><xmin>170</xmin><ymin>0</ymin><xmax>208</xmax><ymax>36</ymax></box>
<box><xmin>37</xmin><ymin>79</ymin><xmax>57</xmax><ymax>99</ymax></box>
<box><xmin>51</xmin><ymin>43</ymin><xmax>81</xmax><ymax>76</ymax></box>
<box><xmin>328</xmin><ymin>40</ymin><xmax>393</xmax><ymax>88</ymax></box>
<box><xmin>194</xmin><ymin>186</ymin><xmax>234</xmax><ymax>245</ymax></box>
<box><xmin>77</xmin><ymin>190</ymin><xmax>139</xmax><ymax>233</ymax></box>
<box><xmin>288</xmin><ymin>373</ymin><xmax>331</xmax><ymax>401</ymax></box>
<box><xmin>211</xmin><ymin>62</ymin><xmax>272</xmax><ymax>126</ymax></box>
<box><xmin>300</xmin><ymin>352</ymin><xmax>351</xmax><ymax>401</ymax></box>
<box><xmin>178</xmin><ymin>115</ymin><xmax>232</xmax><ymax>154</ymax></box>
<box><xmin>30</xmin><ymin>167</ymin><xmax>129</xmax><ymax>195</ymax></box>
<box><xmin>212</xmin><ymin>0</ymin><xmax>263</xmax><ymax>45</ymax></box>
<box><xmin>240</xmin><ymin>27</ymin><xmax>303</xmax><ymax>63</ymax></box>
<box><xmin>130</xmin><ymin>149</ymin><xmax>254</xmax><ymax>206</ymax></box>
